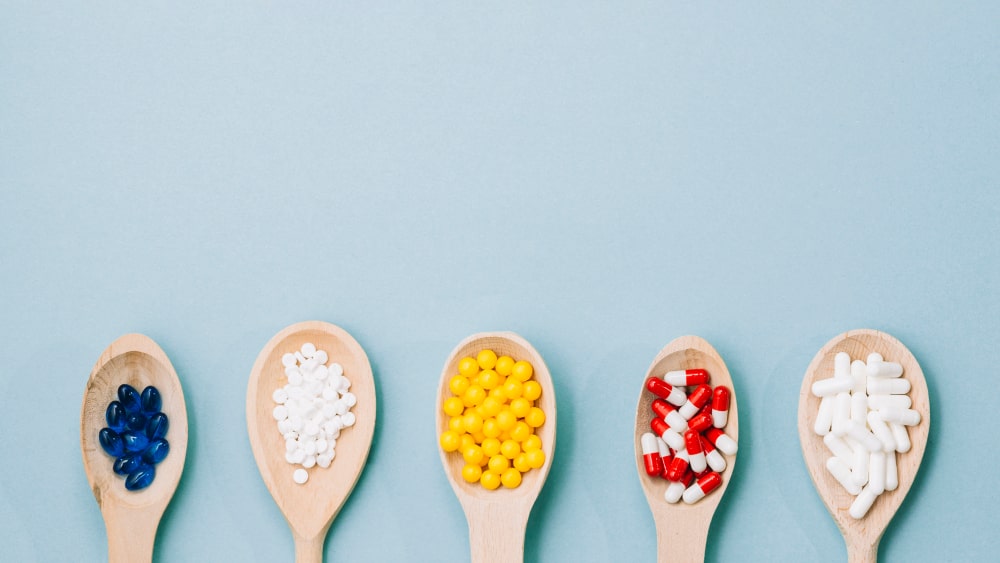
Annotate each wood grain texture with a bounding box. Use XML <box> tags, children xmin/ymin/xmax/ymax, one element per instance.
<box><xmin>798</xmin><ymin>329</ymin><xmax>930</xmax><ymax>563</ymax></box>
<box><xmin>246</xmin><ymin>321</ymin><xmax>376</xmax><ymax>563</ymax></box>
<box><xmin>80</xmin><ymin>333</ymin><xmax>188</xmax><ymax>563</ymax></box>
<box><xmin>634</xmin><ymin>335</ymin><xmax>739</xmax><ymax>563</ymax></box>
<box><xmin>436</xmin><ymin>332</ymin><xmax>556</xmax><ymax>563</ymax></box>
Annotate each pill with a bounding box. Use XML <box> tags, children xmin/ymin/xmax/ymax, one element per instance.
<box><xmin>651</xmin><ymin>417</ymin><xmax>685</xmax><ymax>451</ymax></box>
<box><xmin>666</xmin><ymin>448</ymin><xmax>690</xmax><ymax>482</ymax></box>
<box><xmin>866</xmin><ymin>411</ymin><xmax>896</xmax><ymax>452</ymax></box>
<box><xmin>889</xmin><ymin>421</ymin><xmax>911</xmax><ymax>453</ymax></box>
<box><xmin>867</xmin><ymin>361</ymin><xmax>903</xmax><ymax>378</ymax></box>
<box><xmin>711</xmin><ymin>386</ymin><xmax>730</xmax><ymax>428</ymax></box>
<box><xmin>122</xmin><ymin>431</ymin><xmax>150</xmax><ymax>453</ymax></box>
<box><xmin>867</xmin><ymin>378</ymin><xmax>910</xmax><ymax>395</ymax></box>
<box><xmin>341</xmin><ymin>412</ymin><xmax>356</xmax><ymax>427</ymax></box>
<box><xmin>682</xmin><ymin>471</ymin><xmax>722</xmax><ymax>504</ymax></box>
<box><xmin>293</xmin><ymin>468</ymin><xmax>309</xmax><ymax>484</ymax></box>
<box><xmin>656</xmin><ymin>437</ymin><xmax>673</xmax><ymax>480</ymax></box>
<box><xmin>704</xmin><ymin>427</ymin><xmax>738</xmax><ymax>456</ymax></box>
<box><xmin>645</xmin><ymin>377</ymin><xmax>687</xmax><ymax>406</ymax></box>
<box><xmin>679</xmin><ymin>384</ymin><xmax>712</xmax><ymax>420</ymax></box>
<box><xmin>831</xmin><ymin>392</ymin><xmax>851</xmax><ymax>436</ymax></box>
<box><xmin>145</xmin><ymin>412</ymin><xmax>169</xmax><ymax>440</ymax></box>
<box><xmin>282</xmin><ymin>353</ymin><xmax>297</xmax><ymax>367</ymax></box>
<box><xmin>852</xmin><ymin>445</ymin><xmax>869</xmax><ymax>488</ymax></box>
<box><xmin>118</xmin><ymin>384</ymin><xmax>142</xmax><ymax>412</ymax></box>
<box><xmin>868</xmin><ymin>451</ymin><xmax>886</xmax><ymax>495</ymax></box>
<box><xmin>885</xmin><ymin>452</ymin><xmax>898</xmax><ymax>491</ymax></box>
<box><xmin>664</xmin><ymin>470</ymin><xmax>693</xmax><ymax>504</ymax></box>
<box><xmin>641</xmin><ymin>433</ymin><xmax>664</xmax><ymax>477</ymax></box>
<box><xmin>701</xmin><ymin>436</ymin><xmax>727</xmax><ymax>472</ymax></box>
<box><xmin>878</xmin><ymin>407</ymin><xmax>921</xmax><ymax>426</ymax></box>
<box><xmin>663</xmin><ymin>369</ymin><xmax>710</xmax><ymax>386</ymax></box>
<box><xmin>140</xmin><ymin>386</ymin><xmax>162</xmax><ymax>415</ymax></box>
<box><xmin>834</xmin><ymin>352</ymin><xmax>851</xmax><ymax>379</ymax></box>
<box><xmin>866</xmin><ymin>352</ymin><xmax>883</xmax><ymax>364</ymax></box>
<box><xmin>846</xmin><ymin>422</ymin><xmax>883</xmax><ymax>452</ymax></box>
<box><xmin>812</xmin><ymin>377</ymin><xmax>853</xmax><ymax>397</ymax></box>
<box><xmin>99</xmin><ymin>429</ymin><xmax>124</xmax><ymax>457</ymax></box>
<box><xmin>125</xmin><ymin>464</ymin><xmax>156</xmax><ymax>491</ymax></box>
<box><xmin>142</xmin><ymin>439</ymin><xmax>170</xmax><ymax>464</ymax></box>
<box><xmin>849</xmin><ymin>485</ymin><xmax>879</xmax><ymax>519</ymax></box>
<box><xmin>685</xmin><ymin>430</ymin><xmax>707</xmax><ymax>474</ymax></box>
<box><xmin>106</xmin><ymin>401</ymin><xmax>127</xmax><ymax>432</ymax></box>
<box><xmin>687</xmin><ymin>410</ymin><xmax>713</xmax><ymax>433</ymax></box>
<box><xmin>866</xmin><ymin>394</ymin><xmax>911</xmax><ymax>410</ymax></box>
<box><xmin>850</xmin><ymin>360</ymin><xmax>867</xmax><ymax>394</ymax></box>
<box><xmin>850</xmin><ymin>393</ymin><xmax>867</xmax><ymax>426</ymax></box>
<box><xmin>113</xmin><ymin>454</ymin><xmax>142</xmax><ymax>476</ymax></box>
<box><xmin>126</xmin><ymin>412</ymin><xmax>147</xmax><ymax>432</ymax></box>
<box><xmin>823</xmin><ymin>433</ymin><xmax>855</xmax><ymax>466</ymax></box>
<box><xmin>651</xmin><ymin>399</ymin><xmax>689</xmax><ymax>433</ymax></box>
<box><xmin>826</xmin><ymin>456</ymin><xmax>861</xmax><ymax>495</ymax></box>
<box><xmin>814</xmin><ymin>396</ymin><xmax>834</xmax><ymax>436</ymax></box>
<box><xmin>273</xmin><ymin>405</ymin><xmax>289</xmax><ymax>421</ymax></box>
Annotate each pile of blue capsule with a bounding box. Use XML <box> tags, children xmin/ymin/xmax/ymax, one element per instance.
<box><xmin>99</xmin><ymin>384</ymin><xmax>170</xmax><ymax>491</ymax></box>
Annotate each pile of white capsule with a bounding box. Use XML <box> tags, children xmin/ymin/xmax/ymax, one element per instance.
<box><xmin>271</xmin><ymin>343</ymin><xmax>357</xmax><ymax>485</ymax></box>
<box><xmin>811</xmin><ymin>351</ymin><xmax>920</xmax><ymax>519</ymax></box>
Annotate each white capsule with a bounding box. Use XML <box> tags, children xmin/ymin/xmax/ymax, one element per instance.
<box><xmin>834</xmin><ymin>352</ymin><xmax>851</xmax><ymax>379</ymax></box>
<box><xmin>301</xmin><ymin>343</ymin><xmax>317</xmax><ymax>358</ymax></box>
<box><xmin>688</xmin><ymin>448</ymin><xmax>707</xmax><ymax>474</ymax></box>
<box><xmin>640</xmin><ymin>432</ymin><xmax>659</xmax><ymax>456</ymax></box>
<box><xmin>850</xmin><ymin>393</ymin><xmax>868</xmax><ymax>426</ymax></box>
<box><xmin>272</xmin><ymin>405</ymin><xmax>288</xmax><ymax>421</ymax></box>
<box><xmin>852</xmin><ymin>446</ymin><xmax>869</xmax><ymax>487</ymax></box>
<box><xmin>889</xmin><ymin>421</ymin><xmax>911</xmax><ymax>453</ymax></box>
<box><xmin>846</xmin><ymin>422</ymin><xmax>883</xmax><ymax>452</ymax></box>
<box><xmin>658</xmin><ymin>427</ymin><xmax>685</xmax><ymax>451</ymax></box>
<box><xmin>866</xmin><ymin>352</ymin><xmax>883</xmax><ymax>364</ymax></box>
<box><xmin>867</xmin><ymin>361</ymin><xmax>903</xmax><ymax>378</ymax></box>
<box><xmin>849</xmin><ymin>485</ymin><xmax>879</xmax><ymax>519</ymax></box>
<box><xmin>849</xmin><ymin>360</ymin><xmax>867</xmax><ymax>394</ymax></box>
<box><xmin>867</xmin><ymin>378</ymin><xmax>910</xmax><ymax>395</ymax></box>
<box><xmin>812</xmin><ymin>377</ymin><xmax>854</xmax><ymax>397</ymax></box>
<box><xmin>705</xmin><ymin>447</ymin><xmax>726</xmax><ymax>472</ymax></box>
<box><xmin>293</xmin><ymin>468</ymin><xmax>309</xmax><ymax>484</ymax></box>
<box><xmin>831</xmin><ymin>392</ymin><xmax>852</xmax><ymax>436</ymax></box>
<box><xmin>867</xmin><ymin>411</ymin><xmax>897</xmax><ymax>452</ymax></box>
<box><xmin>281</xmin><ymin>353</ymin><xmax>297</xmax><ymax>368</ymax></box>
<box><xmin>814</xmin><ymin>396</ymin><xmax>834</xmax><ymax>436</ymax></box>
<box><xmin>665</xmin><ymin>410</ymin><xmax>688</xmax><ymax>433</ymax></box>
<box><xmin>341</xmin><ymin>412</ymin><xmax>356</xmax><ymax>427</ymax></box>
<box><xmin>664</xmin><ymin>481</ymin><xmax>686</xmax><ymax>504</ymax></box>
<box><xmin>823</xmin><ymin>433</ymin><xmax>855</xmax><ymax>466</ymax></box>
<box><xmin>866</xmin><ymin>394</ymin><xmax>911</xmax><ymax>410</ymax></box>
<box><xmin>885</xmin><ymin>452</ymin><xmax>898</xmax><ymax>491</ymax></box>
<box><xmin>879</xmin><ymin>407</ymin><xmax>921</xmax><ymax>426</ymax></box>
<box><xmin>826</xmin><ymin>456</ymin><xmax>861</xmax><ymax>495</ymax></box>
<box><xmin>868</xmin><ymin>451</ymin><xmax>886</xmax><ymax>495</ymax></box>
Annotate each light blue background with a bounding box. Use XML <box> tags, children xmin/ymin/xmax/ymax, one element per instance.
<box><xmin>2</xmin><ymin>2</ymin><xmax>997</xmax><ymax>561</ymax></box>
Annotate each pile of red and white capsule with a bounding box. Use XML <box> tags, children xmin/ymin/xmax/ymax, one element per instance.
<box><xmin>640</xmin><ymin>369</ymin><xmax>737</xmax><ymax>504</ymax></box>
<box><xmin>811</xmin><ymin>352</ymin><xmax>921</xmax><ymax>519</ymax></box>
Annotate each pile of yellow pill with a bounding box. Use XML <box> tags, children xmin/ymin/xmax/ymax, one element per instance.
<box><xmin>439</xmin><ymin>349</ymin><xmax>547</xmax><ymax>490</ymax></box>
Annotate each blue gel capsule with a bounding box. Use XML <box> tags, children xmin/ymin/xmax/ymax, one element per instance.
<box><xmin>142</xmin><ymin>439</ymin><xmax>170</xmax><ymax>464</ymax></box>
<box><xmin>99</xmin><ymin>428</ymin><xmax>124</xmax><ymax>457</ymax></box>
<box><xmin>125</xmin><ymin>463</ymin><xmax>156</xmax><ymax>491</ymax></box>
<box><xmin>145</xmin><ymin>413</ymin><xmax>169</xmax><ymax>440</ymax></box>
<box><xmin>118</xmin><ymin>384</ymin><xmax>141</xmax><ymax>412</ymax></box>
<box><xmin>113</xmin><ymin>454</ymin><xmax>141</xmax><ymax>475</ymax></box>
<box><xmin>140</xmin><ymin>386</ymin><xmax>161</xmax><ymax>415</ymax></box>
<box><xmin>126</xmin><ymin>412</ymin><xmax>147</xmax><ymax>432</ymax></box>
<box><xmin>122</xmin><ymin>431</ymin><xmax>149</xmax><ymax>453</ymax></box>
<box><xmin>106</xmin><ymin>401</ymin><xmax>127</xmax><ymax>432</ymax></box>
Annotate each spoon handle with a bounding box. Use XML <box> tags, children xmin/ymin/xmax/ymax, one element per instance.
<box><xmin>467</xmin><ymin>502</ymin><xmax>529</xmax><ymax>563</ymax></box>
<box><xmin>848</xmin><ymin>542</ymin><xmax>878</xmax><ymax>563</ymax></box>
<box><xmin>293</xmin><ymin>534</ymin><xmax>325</xmax><ymax>563</ymax></box>
<box><xmin>102</xmin><ymin>503</ymin><xmax>158</xmax><ymax>563</ymax></box>
<box><xmin>654</xmin><ymin>517</ymin><xmax>709</xmax><ymax>563</ymax></box>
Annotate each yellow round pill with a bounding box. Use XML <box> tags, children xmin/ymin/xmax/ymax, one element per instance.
<box><xmin>443</xmin><ymin>397</ymin><xmax>465</xmax><ymax>417</ymax></box>
<box><xmin>463</xmin><ymin>413</ymin><xmax>484</xmax><ymax>434</ymax></box>
<box><xmin>509</xmin><ymin>398</ymin><xmax>531</xmax><ymax>418</ymax></box>
<box><xmin>513</xmin><ymin>452</ymin><xmax>531</xmax><ymax>472</ymax></box>
<box><xmin>481</xmin><ymin>396</ymin><xmax>502</xmax><ymax>417</ymax></box>
<box><xmin>510</xmin><ymin>421</ymin><xmax>532</xmax><ymax>442</ymax></box>
<box><xmin>460</xmin><ymin>433</ymin><xmax>475</xmax><ymax>450</ymax></box>
<box><xmin>489</xmin><ymin>387</ymin><xmax>506</xmax><ymax>399</ymax></box>
<box><xmin>462</xmin><ymin>463</ymin><xmax>482</xmax><ymax>483</ymax></box>
<box><xmin>448</xmin><ymin>416</ymin><xmax>464</xmax><ymax>433</ymax></box>
<box><xmin>511</xmin><ymin>360</ymin><xmax>533</xmax><ymax>382</ymax></box>
<box><xmin>488</xmin><ymin>454</ymin><xmax>510</xmax><ymax>474</ymax></box>
<box><xmin>439</xmin><ymin>431</ymin><xmax>462</xmax><ymax>452</ymax></box>
<box><xmin>458</xmin><ymin>357</ymin><xmax>480</xmax><ymax>378</ymax></box>
<box><xmin>526</xmin><ymin>449</ymin><xmax>545</xmax><ymax>469</ymax></box>
<box><xmin>480</xmin><ymin>470</ymin><xmax>501</xmax><ymax>490</ymax></box>
<box><xmin>502</xmin><ymin>378</ymin><xmax>524</xmax><ymax>400</ymax></box>
<box><xmin>462</xmin><ymin>445</ymin><xmax>484</xmax><ymax>465</ymax></box>
<box><xmin>522</xmin><ymin>435</ymin><xmax>542</xmax><ymax>453</ymax></box>
<box><xmin>495</xmin><ymin>355</ymin><xmax>515</xmax><ymax>376</ymax></box>
<box><xmin>478</xmin><ymin>369</ymin><xmax>502</xmax><ymax>390</ymax></box>
<box><xmin>476</xmin><ymin>349</ymin><xmax>498</xmax><ymax>370</ymax></box>
<box><xmin>449</xmin><ymin>375</ymin><xmax>470</xmax><ymax>396</ymax></box>
<box><xmin>481</xmin><ymin>437</ymin><xmax>501</xmax><ymax>457</ymax></box>
<box><xmin>500</xmin><ymin>439</ymin><xmax>521</xmax><ymax>460</ymax></box>
<box><xmin>482</xmin><ymin>418</ymin><xmax>501</xmax><ymax>438</ymax></box>
<box><xmin>522</xmin><ymin>380</ymin><xmax>541</xmax><ymax>401</ymax></box>
<box><xmin>501</xmin><ymin>468</ymin><xmax>522</xmax><ymax>489</ymax></box>
<box><xmin>462</xmin><ymin>385</ymin><xmax>486</xmax><ymax>407</ymax></box>
<box><xmin>525</xmin><ymin>407</ymin><xmax>546</xmax><ymax>428</ymax></box>
<box><xmin>495</xmin><ymin>408</ymin><xmax>517</xmax><ymax>430</ymax></box>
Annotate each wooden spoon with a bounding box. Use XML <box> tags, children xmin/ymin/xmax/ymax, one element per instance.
<box><xmin>798</xmin><ymin>329</ymin><xmax>930</xmax><ymax>563</ymax></box>
<box><xmin>634</xmin><ymin>335</ymin><xmax>739</xmax><ymax>563</ymax></box>
<box><xmin>436</xmin><ymin>332</ymin><xmax>557</xmax><ymax>563</ymax></box>
<box><xmin>246</xmin><ymin>321</ymin><xmax>376</xmax><ymax>563</ymax></box>
<box><xmin>80</xmin><ymin>333</ymin><xmax>188</xmax><ymax>563</ymax></box>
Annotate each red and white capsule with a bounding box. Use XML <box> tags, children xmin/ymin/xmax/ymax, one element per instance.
<box><xmin>684</xmin><ymin>430</ymin><xmax>707</xmax><ymax>474</ymax></box>
<box><xmin>651</xmin><ymin>417</ymin><xmax>685</xmax><ymax>451</ymax></box>
<box><xmin>712</xmin><ymin>386</ymin><xmax>730</xmax><ymax>428</ymax></box>
<box><xmin>704</xmin><ymin>427</ymin><xmax>738</xmax><ymax>456</ymax></box>
<box><xmin>682</xmin><ymin>471</ymin><xmax>722</xmax><ymax>504</ymax></box>
<box><xmin>701</xmin><ymin>436</ymin><xmax>727</xmax><ymax>472</ymax></box>
<box><xmin>640</xmin><ymin>432</ymin><xmax>663</xmax><ymax>477</ymax></box>
<box><xmin>664</xmin><ymin>469</ymin><xmax>693</xmax><ymax>504</ymax></box>
<box><xmin>651</xmin><ymin>399</ymin><xmax>689</xmax><ymax>433</ymax></box>
<box><xmin>645</xmin><ymin>377</ymin><xmax>687</xmax><ymax>407</ymax></box>
<box><xmin>663</xmin><ymin>368</ymin><xmax>709</xmax><ymax>386</ymax></box>
<box><xmin>679</xmin><ymin>384</ymin><xmax>713</xmax><ymax>419</ymax></box>
<box><xmin>687</xmin><ymin>409</ymin><xmax>713</xmax><ymax>433</ymax></box>
<box><xmin>656</xmin><ymin>437</ymin><xmax>673</xmax><ymax>480</ymax></box>
<box><xmin>666</xmin><ymin>448</ymin><xmax>689</xmax><ymax>481</ymax></box>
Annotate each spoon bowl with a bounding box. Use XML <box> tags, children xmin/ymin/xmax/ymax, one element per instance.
<box><xmin>798</xmin><ymin>329</ymin><xmax>929</xmax><ymax>563</ymax></box>
<box><xmin>634</xmin><ymin>335</ymin><xmax>739</xmax><ymax>563</ymax></box>
<box><xmin>247</xmin><ymin>321</ymin><xmax>376</xmax><ymax>563</ymax></box>
<box><xmin>80</xmin><ymin>333</ymin><xmax>188</xmax><ymax>563</ymax></box>
<box><xmin>436</xmin><ymin>332</ymin><xmax>556</xmax><ymax>563</ymax></box>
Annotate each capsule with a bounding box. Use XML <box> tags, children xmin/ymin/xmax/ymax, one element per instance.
<box><xmin>704</xmin><ymin>427</ymin><xmax>738</xmax><ymax>456</ymax></box>
<box><xmin>651</xmin><ymin>399</ymin><xmax>688</xmax><ymax>433</ymax></box>
<box><xmin>701</xmin><ymin>436</ymin><xmax>727</xmax><ymax>472</ymax></box>
<box><xmin>146</xmin><ymin>412</ymin><xmax>169</xmax><ymax>440</ymax></box>
<box><xmin>645</xmin><ymin>377</ymin><xmax>687</xmax><ymax>406</ymax></box>
<box><xmin>106</xmin><ymin>401</ymin><xmax>127</xmax><ymax>432</ymax></box>
<box><xmin>125</xmin><ymin>463</ymin><xmax>156</xmax><ymax>491</ymax></box>
<box><xmin>834</xmin><ymin>352</ymin><xmax>851</xmax><ymax>379</ymax></box>
<box><xmin>663</xmin><ymin>369</ymin><xmax>709</xmax><ymax>387</ymax></box>
<box><xmin>831</xmin><ymin>392</ymin><xmax>851</xmax><ymax>436</ymax></box>
<box><xmin>878</xmin><ymin>407</ymin><xmax>921</xmax><ymax>426</ymax></box>
<box><xmin>113</xmin><ymin>453</ymin><xmax>142</xmax><ymax>476</ymax></box>
<box><xmin>711</xmin><ymin>386</ymin><xmax>729</xmax><ymax>428</ymax></box>
<box><xmin>682</xmin><ymin>471</ymin><xmax>722</xmax><ymax>504</ymax></box>
<box><xmin>846</xmin><ymin>422</ymin><xmax>883</xmax><ymax>452</ymax></box>
<box><xmin>822</xmin><ymin>433</ymin><xmax>855</xmax><ymax>466</ymax></box>
<box><xmin>825</xmin><ymin>456</ymin><xmax>860</xmax><ymax>495</ymax></box>
<box><xmin>118</xmin><ymin>384</ymin><xmax>142</xmax><ymax>412</ymax></box>
<box><xmin>867</xmin><ymin>378</ymin><xmax>910</xmax><ymax>395</ymax></box>
<box><xmin>99</xmin><ymin>428</ymin><xmax>124</xmax><ymax>457</ymax></box>
<box><xmin>885</xmin><ymin>451</ymin><xmax>898</xmax><ymax>491</ymax></box>
<box><xmin>640</xmin><ymin>432</ymin><xmax>664</xmax><ymax>477</ymax></box>
<box><xmin>867</xmin><ymin>360</ymin><xmax>903</xmax><ymax>378</ymax></box>
<box><xmin>126</xmin><ymin>412</ymin><xmax>147</xmax><ymax>432</ymax></box>
<box><xmin>683</xmin><ymin>430</ymin><xmax>707</xmax><ymax>474</ymax></box>
<box><xmin>850</xmin><ymin>485</ymin><xmax>879</xmax><ymax>519</ymax></box>
<box><xmin>867</xmin><ymin>411</ymin><xmax>896</xmax><ymax>452</ymax></box>
<box><xmin>688</xmin><ymin>410</ymin><xmax>713</xmax><ymax>433</ymax></box>
<box><xmin>140</xmin><ymin>386</ymin><xmax>162</xmax><ymax>415</ymax></box>
<box><xmin>651</xmin><ymin>417</ymin><xmax>685</xmax><ymax>451</ymax></box>
<box><xmin>889</xmin><ymin>421</ymin><xmax>911</xmax><ymax>453</ymax></box>
<box><xmin>850</xmin><ymin>360</ymin><xmax>867</xmax><ymax>394</ymax></box>
<box><xmin>664</xmin><ymin>470</ymin><xmax>693</xmax><ymax>504</ymax></box>
<box><xmin>814</xmin><ymin>396</ymin><xmax>834</xmax><ymax>436</ymax></box>
<box><xmin>142</xmin><ymin>439</ymin><xmax>170</xmax><ymax>465</ymax></box>
<box><xmin>852</xmin><ymin>444</ymin><xmax>869</xmax><ymax>488</ymax></box>
<box><xmin>666</xmin><ymin>448</ymin><xmax>690</xmax><ymax>481</ymax></box>
<box><xmin>122</xmin><ymin>431</ymin><xmax>150</xmax><ymax>453</ymax></box>
<box><xmin>868</xmin><ymin>451</ymin><xmax>886</xmax><ymax>495</ymax></box>
<box><xmin>867</xmin><ymin>394</ymin><xmax>911</xmax><ymax>410</ymax></box>
<box><xmin>850</xmin><ymin>393</ymin><xmax>868</xmax><ymax>426</ymax></box>
<box><xmin>656</xmin><ymin>437</ymin><xmax>673</xmax><ymax>480</ymax></box>
<box><xmin>679</xmin><ymin>384</ymin><xmax>712</xmax><ymax>420</ymax></box>
<box><xmin>811</xmin><ymin>377</ymin><xmax>853</xmax><ymax>397</ymax></box>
